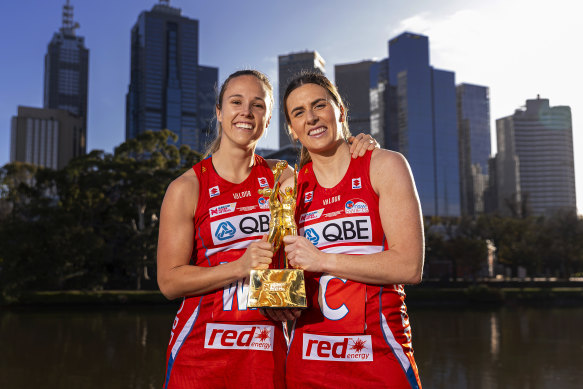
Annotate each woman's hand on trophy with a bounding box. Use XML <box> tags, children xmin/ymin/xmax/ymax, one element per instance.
<box><xmin>260</xmin><ymin>308</ymin><xmax>301</xmax><ymax>322</ymax></box>
<box><xmin>283</xmin><ymin>235</ymin><xmax>326</xmax><ymax>273</ymax></box>
<box><xmin>237</xmin><ymin>235</ymin><xmax>273</xmax><ymax>277</ymax></box>
<box><xmin>348</xmin><ymin>133</ymin><xmax>379</xmax><ymax>159</ymax></box>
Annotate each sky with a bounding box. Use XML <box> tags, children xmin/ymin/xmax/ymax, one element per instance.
<box><xmin>1</xmin><ymin>0</ymin><xmax>581</xmax><ymax>212</ymax></box>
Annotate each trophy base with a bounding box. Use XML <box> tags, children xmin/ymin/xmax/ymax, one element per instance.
<box><xmin>247</xmin><ymin>269</ymin><xmax>307</xmax><ymax>308</ymax></box>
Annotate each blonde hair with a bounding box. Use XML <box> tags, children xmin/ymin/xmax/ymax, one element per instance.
<box><xmin>282</xmin><ymin>72</ymin><xmax>351</xmax><ymax>168</ymax></box>
<box><xmin>203</xmin><ymin>70</ymin><xmax>273</xmax><ymax>158</ymax></box>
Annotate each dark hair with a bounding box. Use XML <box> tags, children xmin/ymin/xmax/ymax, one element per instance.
<box><xmin>203</xmin><ymin>70</ymin><xmax>273</xmax><ymax>158</ymax></box>
<box><xmin>282</xmin><ymin>72</ymin><xmax>351</xmax><ymax>167</ymax></box>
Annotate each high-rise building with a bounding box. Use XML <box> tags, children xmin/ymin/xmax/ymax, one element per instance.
<box><xmin>369</xmin><ymin>59</ymin><xmax>389</xmax><ymax>147</ymax></box>
<box><xmin>457</xmin><ymin>83</ymin><xmax>491</xmax><ymax>216</ymax></box>
<box><xmin>386</xmin><ymin>32</ymin><xmax>460</xmax><ymax>217</ymax></box>
<box><xmin>278</xmin><ymin>51</ymin><xmax>325</xmax><ymax>148</ymax></box>
<box><xmin>125</xmin><ymin>0</ymin><xmax>218</xmax><ymax>152</ymax></box>
<box><xmin>10</xmin><ymin>106</ymin><xmax>85</xmax><ymax>170</ymax></box>
<box><xmin>43</xmin><ymin>0</ymin><xmax>88</xmax><ymax>153</ymax></box>
<box><xmin>490</xmin><ymin>118</ymin><xmax>521</xmax><ymax>217</ymax></box>
<box><xmin>495</xmin><ymin>96</ymin><xmax>576</xmax><ymax>216</ymax></box>
<box><xmin>335</xmin><ymin>60</ymin><xmax>376</xmax><ymax>135</ymax></box>
<box><xmin>197</xmin><ymin>65</ymin><xmax>218</xmax><ymax>151</ymax></box>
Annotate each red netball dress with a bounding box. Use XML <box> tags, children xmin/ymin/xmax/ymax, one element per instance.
<box><xmin>286</xmin><ymin>150</ymin><xmax>422</xmax><ymax>389</ymax></box>
<box><xmin>163</xmin><ymin>155</ymin><xmax>287</xmax><ymax>389</ymax></box>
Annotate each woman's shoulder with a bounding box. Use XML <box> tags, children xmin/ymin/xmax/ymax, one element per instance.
<box><xmin>370</xmin><ymin>148</ymin><xmax>410</xmax><ymax>172</ymax></box>
<box><xmin>369</xmin><ymin>149</ymin><xmax>415</xmax><ymax>192</ymax></box>
<box><xmin>166</xmin><ymin>168</ymin><xmax>200</xmax><ymax>201</ymax></box>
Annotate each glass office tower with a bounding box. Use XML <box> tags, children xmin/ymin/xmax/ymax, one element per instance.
<box><xmin>126</xmin><ymin>1</ymin><xmax>217</xmax><ymax>152</ymax></box>
<box><xmin>387</xmin><ymin>32</ymin><xmax>460</xmax><ymax>217</ymax></box>
<box><xmin>457</xmin><ymin>83</ymin><xmax>491</xmax><ymax>216</ymax></box>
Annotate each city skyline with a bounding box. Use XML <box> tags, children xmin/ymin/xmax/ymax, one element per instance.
<box><xmin>1</xmin><ymin>0</ymin><xmax>581</xmax><ymax>212</ymax></box>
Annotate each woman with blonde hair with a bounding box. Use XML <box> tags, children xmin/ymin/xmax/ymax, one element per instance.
<box><xmin>157</xmin><ymin>69</ymin><xmax>377</xmax><ymax>388</ymax></box>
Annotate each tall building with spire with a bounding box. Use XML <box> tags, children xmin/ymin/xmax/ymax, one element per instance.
<box><xmin>278</xmin><ymin>51</ymin><xmax>325</xmax><ymax>148</ymax></box>
<box><xmin>43</xmin><ymin>0</ymin><xmax>88</xmax><ymax>153</ymax></box>
<box><xmin>125</xmin><ymin>0</ymin><xmax>218</xmax><ymax>152</ymax></box>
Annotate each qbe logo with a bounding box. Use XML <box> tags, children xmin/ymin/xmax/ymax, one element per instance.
<box><xmin>304</xmin><ymin>228</ymin><xmax>320</xmax><ymax>245</ymax></box>
<box><xmin>302</xmin><ymin>333</ymin><xmax>373</xmax><ymax>362</ymax></box>
<box><xmin>300</xmin><ymin>216</ymin><xmax>372</xmax><ymax>247</ymax></box>
<box><xmin>304</xmin><ymin>191</ymin><xmax>313</xmax><ymax>203</ymax></box>
<box><xmin>352</xmin><ymin>178</ymin><xmax>362</xmax><ymax>189</ymax></box>
<box><xmin>215</xmin><ymin>221</ymin><xmax>236</xmax><ymax>241</ymax></box>
<box><xmin>209</xmin><ymin>185</ymin><xmax>220</xmax><ymax>198</ymax></box>
<box><xmin>210</xmin><ymin>211</ymin><xmax>270</xmax><ymax>245</ymax></box>
<box><xmin>205</xmin><ymin>323</ymin><xmax>274</xmax><ymax>351</ymax></box>
<box><xmin>258</xmin><ymin>177</ymin><xmax>269</xmax><ymax>188</ymax></box>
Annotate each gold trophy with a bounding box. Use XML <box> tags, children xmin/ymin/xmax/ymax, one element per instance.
<box><xmin>247</xmin><ymin>161</ymin><xmax>307</xmax><ymax>308</ymax></box>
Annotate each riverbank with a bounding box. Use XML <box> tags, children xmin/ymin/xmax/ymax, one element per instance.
<box><xmin>3</xmin><ymin>284</ymin><xmax>583</xmax><ymax>307</ymax></box>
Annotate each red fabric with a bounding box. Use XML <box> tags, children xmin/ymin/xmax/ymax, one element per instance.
<box><xmin>287</xmin><ymin>150</ymin><xmax>422</xmax><ymax>388</ymax></box>
<box><xmin>163</xmin><ymin>155</ymin><xmax>286</xmax><ymax>389</ymax></box>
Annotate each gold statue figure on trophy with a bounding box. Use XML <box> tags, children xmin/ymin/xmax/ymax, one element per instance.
<box><xmin>248</xmin><ymin>161</ymin><xmax>306</xmax><ymax>308</ymax></box>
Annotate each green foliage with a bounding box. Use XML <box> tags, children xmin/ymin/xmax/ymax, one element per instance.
<box><xmin>0</xmin><ymin>130</ymin><xmax>201</xmax><ymax>299</ymax></box>
<box><xmin>424</xmin><ymin>211</ymin><xmax>583</xmax><ymax>281</ymax></box>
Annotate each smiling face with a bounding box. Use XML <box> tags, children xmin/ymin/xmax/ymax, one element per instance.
<box><xmin>285</xmin><ymin>83</ymin><xmax>345</xmax><ymax>153</ymax></box>
<box><xmin>216</xmin><ymin>74</ymin><xmax>272</xmax><ymax>150</ymax></box>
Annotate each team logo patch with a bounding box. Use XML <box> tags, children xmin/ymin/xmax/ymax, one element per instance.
<box><xmin>258</xmin><ymin>197</ymin><xmax>269</xmax><ymax>209</ymax></box>
<box><xmin>352</xmin><ymin>178</ymin><xmax>362</xmax><ymax>189</ymax></box>
<box><xmin>209</xmin><ymin>203</ymin><xmax>236</xmax><ymax>218</ymax></box>
<box><xmin>345</xmin><ymin>199</ymin><xmax>369</xmax><ymax>214</ymax></box>
<box><xmin>299</xmin><ymin>209</ymin><xmax>324</xmax><ymax>224</ymax></box>
<box><xmin>205</xmin><ymin>323</ymin><xmax>274</xmax><ymax>351</ymax></box>
<box><xmin>304</xmin><ymin>191</ymin><xmax>313</xmax><ymax>203</ymax></box>
<box><xmin>304</xmin><ymin>228</ymin><xmax>320</xmax><ymax>245</ymax></box>
<box><xmin>302</xmin><ymin>333</ymin><xmax>373</xmax><ymax>361</ymax></box>
<box><xmin>209</xmin><ymin>185</ymin><xmax>220</xmax><ymax>198</ymax></box>
<box><xmin>215</xmin><ymin>221</ymin><xmax>236</xmax><ymax>240</ymax></box>
<box><xmin>258</xmin><ymin>177</ymin><xmax>269</xmax><ymax>188</ymax></box>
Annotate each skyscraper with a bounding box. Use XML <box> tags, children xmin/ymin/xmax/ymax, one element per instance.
<box><xmin>43</xmin><ymin>0</ymin><xmax>88</xmax><ymax>152</ymax></box>
<box><xmin>386</xmin><ymin>32</ymin><xmax>460</xmax><ymax>217</ymax></box>
<box><xmin>369</xmin><ymin>59</ymin><xmax>389</xmax><ymax>147</ymax></box>
<box><xmin>335</xmin><ymin>60</ymin><xmax>376</xmax><ymax>135</ymax></box>
<box><xmin>125</xmin><ymin>0</ymin><xmax>218</xmax><ymax>152</ymax></box>
<box><xmin>495</xmin><ymin>96</ymin><xmax>576</xmax><ymax>216</ymax></box>
<box><xmin>457</xmin><ymin>83</ymin><xmax>492</xmax><ymax>216</ymax></box>
<box><xmin>10</xmin><ymin>106</ymin><xmax>84</xmax><ymax>170</ymax></box>
<box><xmin>278</xmin><ymin>51</ymin><xmax>325</xmax><ymax>148</ymax></box>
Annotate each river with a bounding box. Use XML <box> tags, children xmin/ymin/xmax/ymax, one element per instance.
<box><xmin>1</xmin><ymin>303</ymin><xmax>581</xmax><ymax>388</ymax></box>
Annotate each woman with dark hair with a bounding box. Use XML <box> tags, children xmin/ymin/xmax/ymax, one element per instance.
<box><xmin>280</xmin><ymin>72</ymin><xmax>424</xmax><ymax>388</ymax></box>
<box><xmin>156</xmin><ymin>69</ymin><xmax>377</xmax><ymax>388</ymax></box>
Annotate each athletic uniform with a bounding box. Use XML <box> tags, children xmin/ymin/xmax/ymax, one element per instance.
<box><xmin>163</xmin><ymin>155</ymin><xmax>287</xmax><ymax>389</ymax></box>
<box><xmin>286</xmin><ymin>150</ymin><xmax>422</xmax><ymax>389</ymax></box>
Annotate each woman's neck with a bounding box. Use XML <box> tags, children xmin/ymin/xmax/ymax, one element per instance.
<box><xmin>212</xmin><ymin>144</ymin><xmax>255</xmax><ymax>184</ymax></box>
<box><xmin>309</xmin><ymin>141</ymin><xmax>352</xmax><ymax>188</ymax></box>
